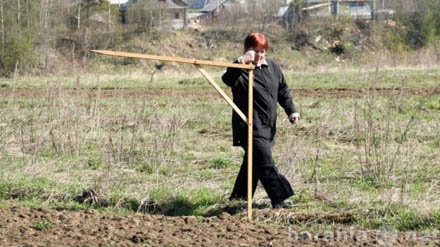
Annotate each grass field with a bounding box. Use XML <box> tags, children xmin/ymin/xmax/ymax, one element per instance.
<box><xmin>1</xmin><ymin>66</ymin><xmax>439</xmax><ymax>234</ymax></box>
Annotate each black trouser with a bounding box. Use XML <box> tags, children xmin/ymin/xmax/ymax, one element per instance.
<box><xmin>229</xmin><ymin>137</ymin><xmax>294</xmax><ymax>206</ymax></box>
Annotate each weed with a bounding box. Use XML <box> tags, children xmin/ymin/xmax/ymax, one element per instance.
<box><xmin>34</xmin><ymin>218</ymin><xmax>54</xmax><ymax>231</ymax></box>
<box><xmin>292</xmin><ymin>188</ymin><xmax>314</xmax><ymax>204</ymax></box>
<box><xmin>210</xmin><ymin>157</ymin><xmax>233</xmax><ymax>169</ymax></box>
<box><xmin>427</xmin><ymin>98</ymin><xmax>440</xmax><ymax>110</ymax></box>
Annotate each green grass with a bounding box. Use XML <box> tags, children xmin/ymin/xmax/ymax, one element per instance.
<box><xmin>0</xmin><ymin>67</ymin><xmax>439</xmax><ymax>231</ymax></box>
<box><xmin>353</xmin><ymin>203</ymin><xmax>440</xmax><ymax>231</ymax></box>
<box><xmin>285</xmin><ymin>67</ymin><xmax>440</xmax><ymax>89</ymax></box>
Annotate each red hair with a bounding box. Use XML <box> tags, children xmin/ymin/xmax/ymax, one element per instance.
<box><xmin>244</xmin><ymin>32</ymin><xmax>268</xmax><ymax>52</ymax></box>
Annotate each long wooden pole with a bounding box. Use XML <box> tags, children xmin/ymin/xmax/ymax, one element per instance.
<box><xmin>91</xmin><ymin>50</ymin><xmax>254</xmax><ymax>70</ymax></box>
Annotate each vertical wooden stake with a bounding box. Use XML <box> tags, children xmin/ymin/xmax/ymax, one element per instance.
<box><xmin>247</xmin><ymin>69</ymin><xmax>254</xmax><ymax>221</ymax></box>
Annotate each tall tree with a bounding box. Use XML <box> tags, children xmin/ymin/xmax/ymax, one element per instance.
<box><xmin>1</xmin><ymin>0</ymin><xmax>4</xmax><ymax>54</ymax></box>
<box><xmin>0</xmin><ymin>0</ymin><xmax>38</xmax><ymax>76</ymax></box>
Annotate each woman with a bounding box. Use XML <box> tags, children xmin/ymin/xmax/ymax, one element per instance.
<box><xmin>222</xmin><ymin>32</ymin><xmax>300</xmax><ymax>208</ymax></box>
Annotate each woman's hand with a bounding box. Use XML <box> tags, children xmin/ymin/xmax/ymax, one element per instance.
<box><xmin>289</xmin><ymin>113</ymin><xmax>300</xmax><ymax>124</ymax></box>
<box><xmin>237</xmin><ymin>50</ymin><xmax>255</xmax><ymax>64</ymax></box>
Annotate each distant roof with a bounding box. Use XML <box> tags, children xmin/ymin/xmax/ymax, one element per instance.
<box><xmin>162</xmin><ymin>0</ymin><xmax>189</xmax><ymax>9</ymax></box>
<box><xmin>118</xmin><ymin>0</ymin><xmax>188</xmax><ymax>10</ymax></box>
<box><xmin>109</xmin><ymin>0</ymin><xmax>128</xmax><ymax>4</ymax></box>
<box><xmin>200</xmin><ymin>0</ymin><xmax>229</xmax><ymax>12</ymax></box>
<box><xmin>305</xmin><ymin>0</ymin><xmax>329</xmax><ymax>3</ymax></box>
<box><xmin>278</xmin><ymin>6</ymin><xmax>290</xmax><ymax>17</ymax></box>
<box><xmin>303</xmin><ymin>2</ymin><xmax>331</xmax><ymax>11</ymax></box>
<box><xmin>186</xmin><ymin>0</ymin><xmax>205</xmax><ymax>9</ymax></box>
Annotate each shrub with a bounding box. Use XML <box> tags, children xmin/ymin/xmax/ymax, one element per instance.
<box><xmin>402</xmin><ymin>11</ymin><xmax>436</xmax><ymax>49</ymax></box>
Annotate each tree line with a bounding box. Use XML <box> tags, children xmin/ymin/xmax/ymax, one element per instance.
<box><xmin>0</xmin><ymin>0</ymin><xmax>439</xmax><ymax>77</ymax></box>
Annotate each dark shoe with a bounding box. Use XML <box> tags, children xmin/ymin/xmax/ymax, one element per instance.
<box><xmin>272</xmin><ymin>200</ymin><xmax>294</xmax><ymax>209</ymax></box>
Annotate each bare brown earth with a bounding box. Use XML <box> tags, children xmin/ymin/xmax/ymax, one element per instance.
<box><xmin>1</xmin><ymin>87</ymin><xmax>439</xmax><ymax>247</ymax></box>
<box><xmin>1</xmin><ymin>200</ymin><xmax>438</xmax><ymax>247</ymax></box>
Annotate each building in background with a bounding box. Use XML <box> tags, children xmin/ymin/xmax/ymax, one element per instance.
<box><xmin>278</xmin><ymin>0</ymin><xmax>395</xmax><ymax>26</ymax></box>
<box><xmin>115</xmin><ymin>0</ymin><xmax>189</xmax><ymax>28</ymax></box>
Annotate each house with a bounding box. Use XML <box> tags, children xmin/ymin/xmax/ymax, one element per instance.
<box><xmin>336</xmin><ymin>0</ymin><xmax>374</xmax><ymax>19</ymax></box>
<box><xmin>178</xmin><ymin>0</ymin><xmax>231</xmax><ymax>24</ymax></box>
<box><xmin>160</xmin><ymin>0</ymin><xmax>189</xmax><ymax>29</ymax></box>
<box><xmin>117</xmin><ymin>0</ymin><xmax>189</xmax><ymax>29</ymax></box>
<box><xmin>279</xmin><ymin>0</ymin><xmax>377</xmax><ymax>25</ymax></box>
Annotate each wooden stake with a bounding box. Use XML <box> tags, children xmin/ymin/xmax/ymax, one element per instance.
<box><xmin>247</xmin><ymin>69</ymin><xmax>254</xmax><ymax>221</ymax></box>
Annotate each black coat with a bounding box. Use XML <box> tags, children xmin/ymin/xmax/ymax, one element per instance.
<box><xmin>222</xmin><ymin>58</ymin><xmax>297</xmax><ymax>146</ymax></box>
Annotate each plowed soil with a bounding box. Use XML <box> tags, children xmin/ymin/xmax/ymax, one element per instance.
<box><xmin>1</xmin><ymin>201</ymin><xmax>436</xmax><ymax>247</ymax></box>
<box><xmin>1</xmin><ymin>87</ymin><xmax>439</xmax><ymax>99</ymax></box>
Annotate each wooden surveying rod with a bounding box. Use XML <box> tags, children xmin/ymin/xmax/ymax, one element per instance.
<box><xmin>91</xmin><ymin>50</ymin><xmax>256</xmax><ymax>221</ymax></box>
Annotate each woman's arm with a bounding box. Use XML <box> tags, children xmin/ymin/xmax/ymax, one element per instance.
<box><xmin>222</xmin><ymin>66</ymin><xmax>244</xmax><ymax>88</ymax></box>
